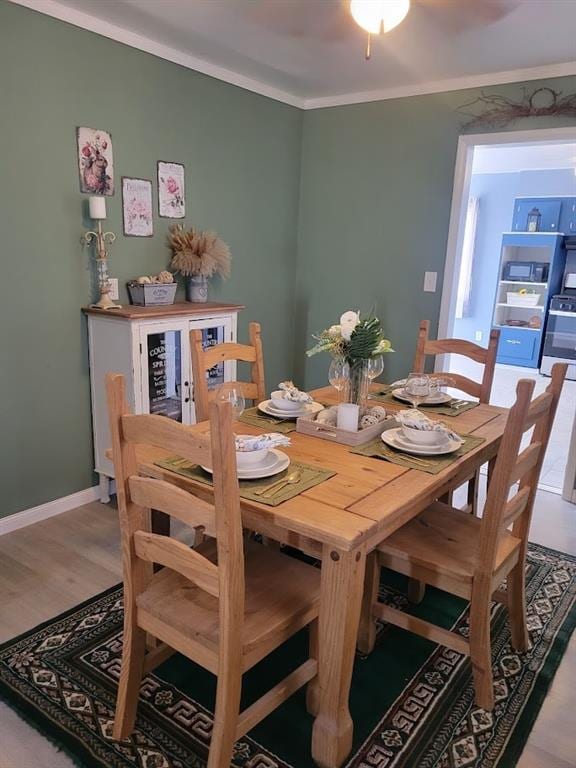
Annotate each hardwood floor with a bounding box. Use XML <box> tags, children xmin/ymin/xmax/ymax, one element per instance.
<box><xmin>0</xmin><ymin>493</ymin><xmax>574</xmax><ymax>767</ymax></box>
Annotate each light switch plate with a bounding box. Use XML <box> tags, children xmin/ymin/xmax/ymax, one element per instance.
<box><xmin>108</xmin><ymin>278</ymin><xmax>119</xmax><ymax>300</ymax></box>
<box><xmin>423</xmin><ymin>271</ymin><xmax>437</xmax><ymax>293</ymax></box>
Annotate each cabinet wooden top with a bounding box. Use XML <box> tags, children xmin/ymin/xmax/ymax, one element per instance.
<box><xmin>83</xmin><ymin>302</ymin><xmax>245</xmax><ymax>320</ymax></box>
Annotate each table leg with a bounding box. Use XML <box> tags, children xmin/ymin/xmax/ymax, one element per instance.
<box><xmin>311</xmin><ymin>544</ymin><xmax>366</xmax><ymax>768</ymax></box>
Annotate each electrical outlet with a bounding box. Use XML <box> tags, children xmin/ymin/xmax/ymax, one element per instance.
<box><xmin>423</xmin><ymin>271</ymin><xmax>437</xmax><ymax>293</ymax></box>
<box><xmin>108</xmin><ymin>278</ymin><xmax>119</xmax><ymax>301</ymax></box>
<box><xmin>475</xmin><ymin>330</ymin><xmax>483</xmax><ymax>342</ymax></box>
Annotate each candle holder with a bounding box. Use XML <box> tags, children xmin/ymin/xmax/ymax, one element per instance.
<box><xmin>83</xmin><ymin>200</ymin><xmax>120</xmax><ymax>310</ymax></box>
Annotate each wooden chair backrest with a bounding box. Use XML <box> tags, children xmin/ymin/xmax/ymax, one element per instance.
<box><xmin>190</xmin><ymin>321</ymin><xmax>266</xmax><ymax>422</ymax></box>
<box><xmin>106</xmin><ymin>373</ymin><xmax>245</xmax><ymax>653</ymax></box>
<box><xmin>413</xmin><ymin>319</ymin><xmax>500</xmax><ymax>403</ymax></box>
<box><xmin>476</xmin><ymin>363</ymin><xmax>567</xmax><ymax>578</ymax></box>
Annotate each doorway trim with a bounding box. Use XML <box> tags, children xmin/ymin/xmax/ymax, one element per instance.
<box><xmin>438</xmin><ymin>126</ymin><xmax>576</xmax><ymax>341</ymax></box>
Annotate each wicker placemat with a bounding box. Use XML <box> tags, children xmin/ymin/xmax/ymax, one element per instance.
<box><xmin>237</xmin><ymin>406</ymin><xmax>296</xmax><ymax>433</ymax></box>
<box><xmin>370</xmin><ymin>388</ymin><xmax>479</xmax><ymax>417</ymax></box>
<box><xmin>155</xmin><ymin>456</ymin><xmax>335</xmax><ymax>506</ymax></box>
<box><xmin>350</xmin><ymin>432</ymin><xmax>485</xmax><ymax>474</ymax></box>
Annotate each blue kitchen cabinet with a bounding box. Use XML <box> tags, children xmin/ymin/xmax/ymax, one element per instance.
<box><xmin>511</xmin><ymin>198</ymin><xmax>561</xmax><ymax>232</ymax></box>
<box><xmin>492</xmin><ymin>233</ymin><xmax>566</xmax><ymax>368</ymax></box>
<box><xmin>559</xmin><ymin>198</ymin><xmax>576</xmax><ymax>235</ymax></box>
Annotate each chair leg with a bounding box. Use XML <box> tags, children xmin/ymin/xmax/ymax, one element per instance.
<box><xmin>466</xmin><ymin>470</ymin><xmax>480</xmax><ymax>516</ymax></box>
<box><xmin>439</xmin><ymin>490</ymin><xmax>454</xmax><ymax>505</ymax></box>
<box><xmin>407</xmin><ymin>578</ymin><xmax>426</xmax><ymax>604</ymax></box>
<box><xmin>207</xmin><ymin>668</ymin><xmax>242</xmax><ymax>768</ymax></box>
<box><xmin>357</xmin><ymin>551</ymin><xmax>380</xmax><ymax>654</ymax></box>
<box><xmin>507</xmin><ymin>560</ymin><xmax>530</xmax><ymax>653</ymax></box>
<box><xmin>469</xmin><ymin>582</ymin><xmax>494</xmax><ymax>711</ymax></box>
<box><xmin>113</xmin><ymin>621</ymin><xmax>147</xmax><ymax>740</ymax></box>
<box><xmin>306</xmin><ymin>620</ymin><xmax>319</xmax><ymax>716</ymax></box>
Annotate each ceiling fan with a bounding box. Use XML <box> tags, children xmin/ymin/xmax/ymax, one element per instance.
<box><xmin>245</xmin><ymin>1</ymin><xmax>520</xmax><ymax>57</ymax></box>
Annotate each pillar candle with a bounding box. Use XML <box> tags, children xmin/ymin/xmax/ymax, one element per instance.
<box><xmin>89</xmin><ymin>196</ymin><xmax>107</xmax><ymax>220</ymax></box>
<box><xmin>337</xmin><ymin>403</ymin><xmax>359</xmax><ymax>432</ymax></box>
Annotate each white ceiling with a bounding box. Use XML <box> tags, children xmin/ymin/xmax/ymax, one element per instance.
<box><xmin>13</xmin><ymin>0</ymin><xmax>576</xmax><ymax>108</ymax></box>
<box><xmin>473</xmin><ymin>142</ymin><xmax>576</xmax><ymax>175</ymax></box>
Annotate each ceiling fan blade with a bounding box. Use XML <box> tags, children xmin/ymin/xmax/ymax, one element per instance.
<box><xmin>417</xmin><ymin>0</ymin><xmax>521</xmax><ymax>32</ymax></box>
<box><xmin>243</xmin><ymin>0</ymin><xmax>353</xmax><ymax>42</ymax></box>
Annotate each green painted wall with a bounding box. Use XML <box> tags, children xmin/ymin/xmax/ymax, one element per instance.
<box><xmin>0</xmin><ymin>1</ymin><xmax>302</xmax><ymax>518</ymax></box>
<box><xmin>2</xmin><ymin>0</ymin><xmax>576</xmax><ymax>520</ymax></box>
<box><xmin>295</xmin><ymin>77</ymin><xmax>576</xmax><ymax>389</ymax></box>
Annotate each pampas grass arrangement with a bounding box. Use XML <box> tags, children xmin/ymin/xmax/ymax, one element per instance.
<box><xmin>168</xmin><ymin>224</ymin><xmax>231</xmax><ymax>278</ymax></box>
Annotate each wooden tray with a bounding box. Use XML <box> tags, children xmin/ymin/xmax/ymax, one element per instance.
<box><xmin>296</xmin><ymin>411</ymin><xmax>396</xmax><ymax>446</ymax></box>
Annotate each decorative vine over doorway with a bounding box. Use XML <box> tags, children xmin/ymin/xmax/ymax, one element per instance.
<box><xmin>457</xmin><ymin>87</ymin><xmax>576</xmax><ymax>129</ymax></box>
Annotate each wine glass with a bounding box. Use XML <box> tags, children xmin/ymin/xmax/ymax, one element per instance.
<box><xmin>328</xmin><ymin>358</ymin><xmax>350</xmax><ymax>403</ymax></box>
<box><xmin>216</xmin><ymin>382</ymin><xmax>245</xmax><ymax>419</ymax></box>
<box><xmin>365</xmin><ymin>355</ymin><xmax>384</xmax><ymax>400</ymax></box>
<box><xmin>404</xmin><ymin>373</ymin><xmax>430</xmax><ymax>411</ymax></box>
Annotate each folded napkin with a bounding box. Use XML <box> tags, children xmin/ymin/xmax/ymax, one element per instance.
<box><xmin>396</xmin><ymin>410</ymin><xmax>462</xmax><ymax>443</ymax></box>
<box><xmin>277</xmin><ymin>380</ymin><xmax>313</xmax><ymax>404</ymax></box>
<box><xmin>235</xmin><ymin>432</ymin><xmax>291</xmax><ymax>452</ymax></box>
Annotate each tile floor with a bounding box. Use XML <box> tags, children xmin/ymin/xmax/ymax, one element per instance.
<box><xmin>447</xmin><ymin>358</ymin><xmax>575</xmax><ymax>495</ymax></box>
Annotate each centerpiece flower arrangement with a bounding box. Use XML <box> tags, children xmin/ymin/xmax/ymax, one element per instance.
<box><xmin>167</xmin><ymin>224</ymin><xmax>231</xmax><ymax>303</ymax></box>
<box><xmin>307</xmin><ymin>311</ymin><xmax>393</xmax><ymax>405</ymax></box>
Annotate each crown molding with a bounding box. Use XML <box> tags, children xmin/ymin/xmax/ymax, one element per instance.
<box><xmin>8</xmin><ymin>0</ymin><xmax>576</xmax><ymax>111</ymax></box>
<box><xmin>8</xmin><ymin>0</ymin><xmax>305</xmax><ymax>108</ymax></box>
<box><xmin>302</xmin><ymin>60</ymin><xmax>576</xmax><ymax>109</ymax></box>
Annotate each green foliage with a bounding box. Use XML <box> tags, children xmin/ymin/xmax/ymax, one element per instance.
<box><xmin>347</xmin><ymin>317</ymin><xmax>381</xmax><ymax>362</ymax></box>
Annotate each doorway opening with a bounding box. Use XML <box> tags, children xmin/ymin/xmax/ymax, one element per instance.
<box><xmin>439</xmin><ymin>128</ymin><xmax>576</xmax><ymax>500</ymax></box>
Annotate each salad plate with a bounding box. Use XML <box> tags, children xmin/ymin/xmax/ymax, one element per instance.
<box><xmin>202</xmin><ymin>449</ymin><xmax>290</xmax><ymax>479</ymax></box>
<box><xmin>381</xmin><ymin>428</ymin><xmax>461</xmax><ymax>456</ymax></box>
<box><xmin>258</xmin><ymin>400</ymin><xmax>324</xmax><ymax>419</ymax></box>
<box><xmin>392</xmin><ymin>388</ymin><xmax>452</xmax><ymax>406</ymax></box>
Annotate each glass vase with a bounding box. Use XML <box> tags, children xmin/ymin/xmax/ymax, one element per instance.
<box><xmin>346</xmin><ymin>359</ymin><xmax>369</xmax><ymax>409</ymax></box>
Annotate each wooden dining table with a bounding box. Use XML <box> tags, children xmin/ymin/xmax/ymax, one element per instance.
<box><xmin>122</xmin><ymin>386</ymin><xmax>508</xmax><ymax>768</ymax></box>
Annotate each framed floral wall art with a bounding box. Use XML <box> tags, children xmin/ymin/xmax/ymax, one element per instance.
<box><xmin>157</xmin><ymin>161</ymin><xmax>185</xmax><ymax>218</ymax></box>
<box><xmin>77</xmin><ymin>127</ymin><xmax>114</xmax><ymax>195</ymax></box>
<box><xmin>122</xmin><ymin>177</ymin><xmax>153</xmax><ymax>237</ymax></box>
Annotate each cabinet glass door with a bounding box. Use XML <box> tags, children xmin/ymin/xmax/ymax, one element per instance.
<box><xmin>189</xmin><ymin>316</ymin><xmax>235</xmax><ymax>422</ymax></box>
<box><xmin>140</xmin><ymin>322</ymin><xmax>190</xmax><ymax>422</ymax></box>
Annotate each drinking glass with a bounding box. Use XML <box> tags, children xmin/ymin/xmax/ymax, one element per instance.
<box><xmin>328</xmin><ymin>358</ymin><xmax>350</xmax><ymax>403</ymax></box>
<box><xmin>216</xmin><ymin>383</ymin><xmax>245</xmax><ymax>419</ymax></box>
<box><xmin>404</xmin><ymin>373</ymin><xmax>430</xmax><ymax>411</ymax></box>
<box><xmin>365</xmin><ymin>355</ymin><xmax>384</xmax><ymax>399</ymax></box>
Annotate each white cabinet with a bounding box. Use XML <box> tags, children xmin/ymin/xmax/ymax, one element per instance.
<box><xmin>85</xmin><ymin>302</ymin><xmax>243</xmax><ymax>501</ymax></box>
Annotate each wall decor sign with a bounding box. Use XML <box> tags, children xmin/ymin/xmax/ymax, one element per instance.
<box><xmin>77</xmin><ymin>127</ymin><xmax>114</xmax><ymax>196</ymax></box>
<box><xmin>458</xmin><ymin>86</ymin><xmax>576</xmax><ymax>130</ymax></box>
<box><xmin>122</xmin><ymin>177</ymin><xmax>153</xmax><ymax>237</ymax></box>
<box><xmin>157</xmin><ymin>161</ymin><xmax>185</xmax><ymax>218</ymax></box>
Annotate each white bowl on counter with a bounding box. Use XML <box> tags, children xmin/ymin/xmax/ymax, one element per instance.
<box><xmin>270</xmin><ymin>390</ymin><xmax>305</xmax><ymax>412</ymax></box>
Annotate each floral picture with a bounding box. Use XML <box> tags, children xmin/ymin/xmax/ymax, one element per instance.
<box><xmin>157</xmin><ymin>161</ymin><xmax>185</xmax><ymax>218</ymax></box>
<box><xmin>77</xmin><ymin>127</ymin><xmax>114</xmax><ymax>195</ymax></box>
<box><xmin>122</xmin><ymin>177</ymin><xmax>153</xmax><ymax>237</ymax></box>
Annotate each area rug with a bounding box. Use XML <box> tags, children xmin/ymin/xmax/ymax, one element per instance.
<box><xmin>0</xmin><ymin>542</ymin><xmax>574</xmax><ymax>768</ymax></box>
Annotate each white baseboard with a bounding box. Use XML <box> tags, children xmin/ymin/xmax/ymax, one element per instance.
<box><xmin>0</xmin><ymin>486</ymin><xmax>102</xmax><ymax>536</ymax></box>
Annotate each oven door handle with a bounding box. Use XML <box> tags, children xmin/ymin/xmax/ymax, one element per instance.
<box><xmin>549</xmin><ymin>310</ymin><xmax>576</xmax><ymax>317</ymax></box>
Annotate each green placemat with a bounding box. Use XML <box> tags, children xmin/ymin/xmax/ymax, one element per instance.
<box><xmin>370</xmin><ymin>387</ymin><xmax>479</xmax><ymax>417</ymax></box>
<box><xmin>155</xmin><ymin>456</ymin><xmax>335</xmax><ymax>506</ymax></box>
<box><xmin>237</xmin><ymin>406</ymin><xmax>296</xmax><ymax>433</ymax></box>
<box><xmin>350</xmin><ymin>432</ymin><xmax>485</xmax><ymax>474</ymax></box>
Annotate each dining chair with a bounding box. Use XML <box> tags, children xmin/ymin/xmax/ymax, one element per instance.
<box><xmin>190</xmin><ymin>321</ymin><xmax>266</xmax><ymax>422</ymax></box>
<box><xmin>413</xmin><ymin>319</ymin><xmax>500</xmax><ymax>517</ymax></box>
<box><xmin>106</xmin><ymin>372</ymin><xmax>320</xmax><ymax>767</ymax></box>
<box><xmin>358</xmin><ymin>363</ymin><xmax>566</xmax><ymax>711</ymax></box>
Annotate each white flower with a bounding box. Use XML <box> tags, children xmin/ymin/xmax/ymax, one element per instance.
<box><xmin>340</xmin><ymin>310</ymin><xmax>360</xmax><ymax>341</ymax></box>
<box><xmin>328</xmin><ymin>324</ymin><xmax>342</xmax><ymax>338</ymax></box>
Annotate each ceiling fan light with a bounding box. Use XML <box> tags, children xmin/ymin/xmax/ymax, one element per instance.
<box><xmin>350</xmin><ymin>0</ymin><xmax>410</xmax><ymax>34</ymax></box>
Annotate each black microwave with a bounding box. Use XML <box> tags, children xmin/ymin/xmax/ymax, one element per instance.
<box><xmin>502</xmin><ymin>261</ymin><xmax>549</xmax><ymax>282</ymax></box>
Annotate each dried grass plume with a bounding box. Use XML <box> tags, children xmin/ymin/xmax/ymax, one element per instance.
<box><xmin>168</xmin><ymin>224</ymin><xmax>231</xmax><ymax>278</ymax></box>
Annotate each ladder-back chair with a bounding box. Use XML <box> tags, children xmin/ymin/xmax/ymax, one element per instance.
<box><xmin>358</xmin><ymin>363</ymin><xmax>566</xmax><ymax>711</ymax></box>
<box><xmin>106</xmin><ymin>373</ymin><xmax>320</xmax><ymax>767</ymax></box>
<box><xmin>190</xmin><ymin>321</ymin><xmax>266</xmax><ymax>422</ymax></box>
<box><xmin>413</xmin><ymin>320</ymin><xmax>500</xmax><ymax>516</ymax></box>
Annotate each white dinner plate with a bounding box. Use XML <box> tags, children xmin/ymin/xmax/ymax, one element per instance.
<box><xmin>381</xmin><ymin>428</ymin><xmax>462</xmax><ymax>456</ymax></box>
<box><xmin>392</xmin><ymin>388</ymin><xmax>453</xmax><ymax>406</ymax></box>
<box><xmin>258</xmin><ymin>400</ymin><xmax>324</xmax><ymax>419</ymax></box>
<box><xmin>202</xmin><ymin>449</ymin><xmax>290</xmax><ymax>479</ymax></box>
